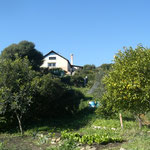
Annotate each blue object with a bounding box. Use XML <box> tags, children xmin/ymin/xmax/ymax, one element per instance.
<box><xmin>89</xmin><ymin>101</ymin><xmax>95</xmax><ymax>108</ymax></box>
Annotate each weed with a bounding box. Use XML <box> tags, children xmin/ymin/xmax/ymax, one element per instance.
<box><xmin>46</xmin><ymin>139</ymin><xmax>79</xmax><ymax>150</ymax></box>
<box><xmin>0</xmin><ymin>142</ymin><xmax>8</xmax><ymax>150</ymax></box>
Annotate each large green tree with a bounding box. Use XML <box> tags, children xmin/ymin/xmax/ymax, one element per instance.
<box><xmin>0</xmin><ymin>57</ymin><xmax>36</xmax><ymax>134</ymax></box>
<box><xmin>1</xmin><ymin>41</ymin><xmax>43</xmax><ymax>70</ymax></box>
<box><xmin>97</xmin><ymin>46</ymin><xmax>150</xmax><ymax>128</ymax></box>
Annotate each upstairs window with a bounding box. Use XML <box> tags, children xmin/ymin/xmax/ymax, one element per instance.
<box><xmin>48</xmin><ymin>63</ymin><xmax>56</xmax><ymax>67</ymax></box>
<box><xmin>49</xmin><ymin>57</ymin><xmax>56</xmax><ymax>60</ymax></box>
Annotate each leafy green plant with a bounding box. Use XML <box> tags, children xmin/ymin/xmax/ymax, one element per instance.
<box><xmin>61</xmin><ymin>130</ymin><xmax>122</xmax><ymax>145</ymax></box>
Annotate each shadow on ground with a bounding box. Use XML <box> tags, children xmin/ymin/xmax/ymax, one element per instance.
<box><xmin>24</xmin><ymin>107</ymin><xmax>96</xmax><ymax>133</ymax></box>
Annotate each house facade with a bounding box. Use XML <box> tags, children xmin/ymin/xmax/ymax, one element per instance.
<box><xmin>41</xmin><ymin>50</ymin><xmax>82</xmax><ymax>74</ymax></box>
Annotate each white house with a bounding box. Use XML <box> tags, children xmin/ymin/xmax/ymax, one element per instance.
<box><xmin>41</xmin><ymin>50</ymin><xmax>82</xmax><ymax>74</ymax></box>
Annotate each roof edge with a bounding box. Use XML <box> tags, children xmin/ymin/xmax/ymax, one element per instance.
<box><xmin>44</xmin><ymin>50</ymin><xmax>71</xmax><ymax>65</ymax></box>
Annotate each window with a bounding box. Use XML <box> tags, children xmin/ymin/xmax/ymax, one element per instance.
<box><xmin>49</xmin><ymin>57</ymin><xmax>56</xmax><ymax>60</ymax></box>
<box><xmin>48</xmin><ymin>63</ymin><xmax>56</xmax><ymax>67</ymax></box>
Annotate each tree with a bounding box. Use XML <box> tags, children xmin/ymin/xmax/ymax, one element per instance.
<box><xmin>0</xmin><ymin>57</ymin><xmax>36</xmax><ymax>134</ymax></box>
<box><xmin>99</xmin><ymin>63</ymin><xmax>112</xmax><ymax>71</ymax></box>
<box><xmin>1</xmin><ymin>41</ymin><xmax>43</xmax><ymax>70</ymax></box>
<box><xmin>97</xmin><ymin>46</ymin><xmax>150</xmax><ymax>128</ymax></box>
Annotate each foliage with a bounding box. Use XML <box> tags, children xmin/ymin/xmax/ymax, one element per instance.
<box><xmin>0</xmin><ymin>57</ymin><xmax>36</xmax><ymax>134</ymax></box>
<box><xmin>145</xmin><ymin>111</ymin><xmax>150</xmax><ymax>122</ymax></box>
<box><xmin>61</xmin><ymin>75</ymin><xmax>84</xmax><ymax>87</ymax></box>
<box><xmin>1</xmin><ymin>40</ymin><xmax>43</xmax><ymax>70</ymax></box>
<box><xmin>97</xmin><ymin>46</ymin><xmax>150</xmax><ymax>122</ymax></box>
<box><xmin>83</xmin><ymin>64</ymin><xmax>96</xmax><ymax>70</ymax></box>
<box><xmin>61</xmin><ymin>130</ymin><xmax>122</xmax><ymax>145</ymax></box>
<box><xmin>74</xmin><ymin>64</ymin><xmax>97</xmax><ymax>87</ymax></box>
<box><xmin>48</xmin><ymin>68</ymin><xmax>66</xmax><ymax>77</ymax></box>
<box><xmin>28</xmin><ymin>74</ymin><xmax>84</xmax><ymax>119</ymax></box>
<box><xmin>70</xmin><ymin>76</ymin><xmax>84</xmax><ymax>87</ymax></box>
<box><xmin>61</xmin><ymin>75</ymin><xmax>71</xmax><ymax>85</ymax></box>
<box><xmin>55</xmin><ymin>88</ymin><xmax>84</xmax><ymax>115</ymax></box>
<box><xmin>40</xmin><ymin>68</ymin><xmax>66</xmax><ymax>77</ymax></box>
<box><xmin>0</xmin><ymin>117</ymin><xmax>7</xmax><ymax>129</ymax></box>
<box><xmin>28</xmin><ymin>73</ymin><xmax>66</xmax><ymax>119</ymax></box>
<box><xmin>98</xmin><ymin>63</ymin><xmax>112</xmax><ymax>71</ymax></box>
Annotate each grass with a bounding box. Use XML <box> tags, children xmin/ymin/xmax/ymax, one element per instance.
<box><xmin>118</xmin><ymin>129</ymin><xmax>150</xmax><ymax>150</ymax></box>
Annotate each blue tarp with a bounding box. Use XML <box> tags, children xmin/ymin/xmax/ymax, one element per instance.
<box><xmin>89</xmin><ymin>101</ymin><xmax>100</xmax><ymax>108</ymax></box>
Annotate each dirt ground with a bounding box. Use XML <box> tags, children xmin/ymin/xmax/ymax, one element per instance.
<box><xmin>0</xmin><ymin>135</ymin><xmax>124</xmax><ymax>150</ymax></box>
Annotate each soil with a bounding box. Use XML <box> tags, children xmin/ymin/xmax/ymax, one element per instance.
<box><xmin>0</xmin><ymin>135</ymin><xmax>49</xmax><ymax>150</ymax></box>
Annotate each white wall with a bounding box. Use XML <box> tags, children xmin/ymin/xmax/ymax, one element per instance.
<box><xmin>41</xmin><ymin>53</ymin><xmax>70</xmax><ymax>73</ymax></box>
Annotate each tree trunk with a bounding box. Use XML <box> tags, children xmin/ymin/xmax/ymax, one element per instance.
<box><xmin>119</xmin><ymin>113</ymin><xmax>123</xmax><ymax>129</ymax></box>
<box><xmin>137</xmin><ymin>114</ymin><xmax>142</xmax><ymax>129</ymax></box>
<box><xmin>16</xmin><ymin>112</ymin><xmax>23</xmax><ymax>135</ymax></box>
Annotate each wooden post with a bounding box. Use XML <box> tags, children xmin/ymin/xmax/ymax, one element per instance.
<box><xmin>119</xmin><ymin>113</ymin><xmax>123</xmax><ymax>129</ymax></box>
<box><xmin>137</xmin><ymin>114</ymin><xmax>142</xmax><ymax>129</ymax></box>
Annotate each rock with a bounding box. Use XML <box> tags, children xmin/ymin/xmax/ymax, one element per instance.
<box><xmin>85</xmin><ymin>145</ymin><xmax>91</xmax><ymax>150</ymax></box>
<box><xmin>120</xmin><ymin>148</ymin><xmax>126</xmax><ymax>150</ymax></box>
<box><xmin>85</xmin><ymin>145</ymin><xmax>96</xmax><ymax>150</ymax></box>
<box><xmin>51</xmin><ymin>138</ymin><xmax>56</xmax><ymax>144</ymax></box>
<box><xmin>51</xmin><ymin>138</ymin><xmax>56</xmax><ymax>142</ymax></box>
<box><xmin>90</xmin><ymin>147</ymin><xmax>96</xmax><ymax>150</ymax></box>
<box><xmin>76</xmin><ymin>143</ymin><xmax>82</xmax><ymax>146</ymax></box>
<box><xmin>56</xmin><ymin>137</ymin><xmax>61</xmax><ymax>142</ymax></box>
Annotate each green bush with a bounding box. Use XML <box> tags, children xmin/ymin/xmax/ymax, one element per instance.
<box><xmin>61</xmin><ymin>76</ymin><xmax>71</xmax><ymax>85</ymax></box>
<box><xmin>27</xmin><ymin>74</ymin><xmax>85</xmax><ymax>119</ymax></box>
<box><xmin>27</xmin><ymin>73</ymin><xmax>66</xmax><ymax>119</ymax></box>
<box><xmin>70</xmin><ymin>76</ymin><xmax>84</xmax><ymax>87</ymax></box>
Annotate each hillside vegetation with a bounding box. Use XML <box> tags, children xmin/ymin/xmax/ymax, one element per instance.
<box><xmin>0</xmin><ymin>41</ymin><xmax>150</xmax><ymax>150</ymax></box>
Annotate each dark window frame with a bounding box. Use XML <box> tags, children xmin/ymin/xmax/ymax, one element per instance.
<box><xmin>48</xmin><ymin>63</ymin><xmax>56</xmax><ymax>67</ymax></box>
<box><xmin>49</xmin><ymin>57</ymin><xmax>56</xmax><ymax>60</ymax></box>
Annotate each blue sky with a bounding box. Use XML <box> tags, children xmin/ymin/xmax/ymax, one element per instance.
<box><xmin>0</xmin><ymin>0</ymin><xmax>150</xmax><ymax>66</ymax></box>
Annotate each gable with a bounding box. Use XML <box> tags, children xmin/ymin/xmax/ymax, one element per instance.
<box><xmin>48</xmin><ymin>52</ymin><xmax>56</xmax><ymax>56</ymax></box>
<box><xmin>44</xmin><ymin>50</ymin><xmax>71</xmax><ymax>66</ymax></box>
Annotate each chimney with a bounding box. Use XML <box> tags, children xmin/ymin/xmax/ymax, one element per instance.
<box><xmin>70</xmin><ymin>54</ymin><xmax>73</xmax><ymax>65</ymax></box>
